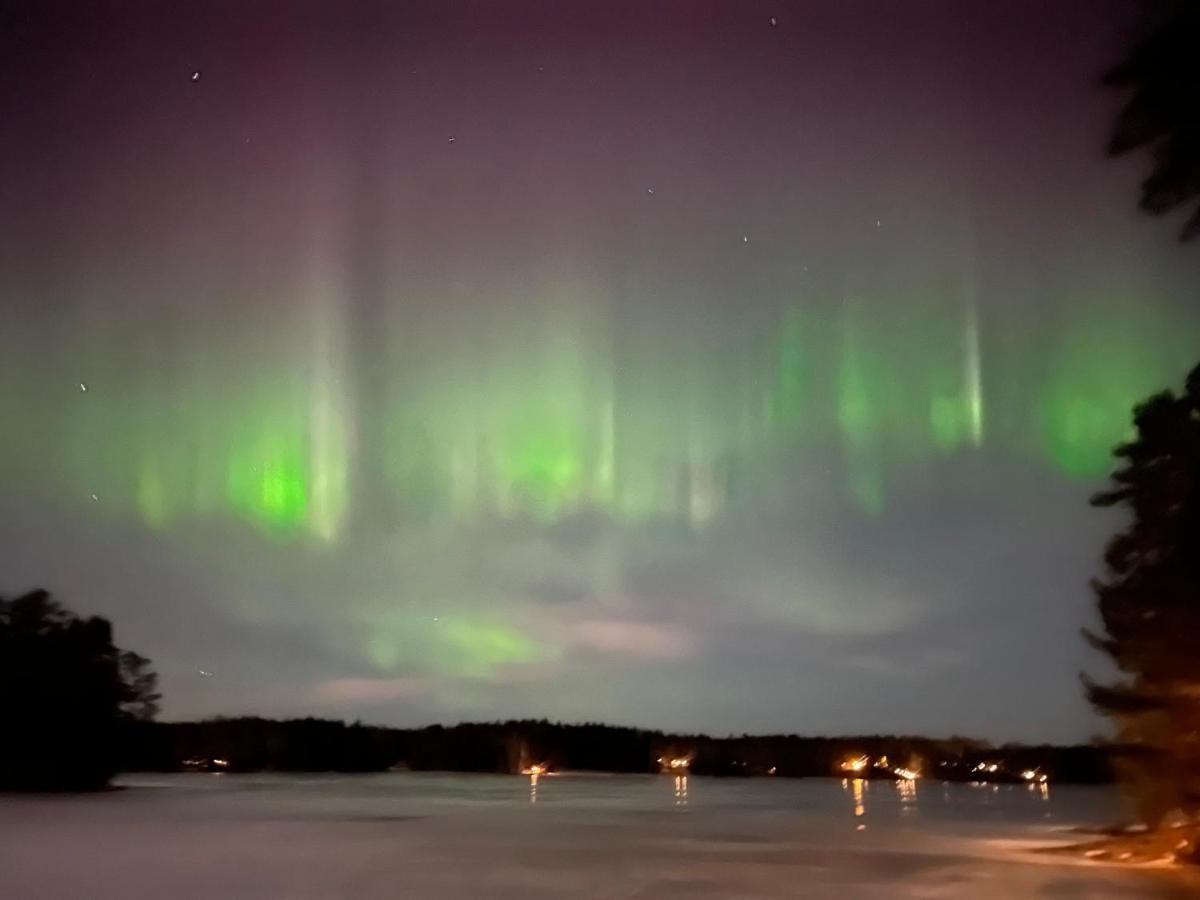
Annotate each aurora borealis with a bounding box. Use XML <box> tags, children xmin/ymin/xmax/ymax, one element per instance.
<box><xmin>2</xmin><ymin>0</ymin><xmax>1197</xmax><ymax>741</ymax></box>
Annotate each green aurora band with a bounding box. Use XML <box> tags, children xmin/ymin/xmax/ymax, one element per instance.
<box><xmin>5</xmin><ymin>291</ymin><xmax>1194</xmax><ymax>537</ymax></box>
<box><xmin>2</xmin><ymin>286</ymin><xmax>1196</xmax><ymax>679</ymax></box>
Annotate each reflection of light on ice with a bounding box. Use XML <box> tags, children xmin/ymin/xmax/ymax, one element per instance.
<box><xmin>844</xmin><ymin>777</ymin><xmax>865</xmax><ymax>817</ymax></box>
<box><xmin>10</xmin><ymin>774</ymin><xmax>1157</xmax><ymax>898</ymax></box>
<box><xmin>674</xmin><ymin>775</ymin><xmax>688</xmax><ymax>806</ymax></box>
<box><xmin>529</xmin><ymin>771</ymin><xmax>538</xmax><ymax>804</ymax></box>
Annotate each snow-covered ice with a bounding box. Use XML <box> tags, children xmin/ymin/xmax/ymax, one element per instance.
<box><xmin>1</xmin><ymin>773</ymin><xmax>1193</xmax><ymax>898</ymax></box>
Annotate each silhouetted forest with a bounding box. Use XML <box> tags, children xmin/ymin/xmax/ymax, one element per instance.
<box><xmin>0</xmin><ymin>590</ymin><xmax>160</xmax><ymax>791</ymax></box>
<box><xmin>118</xmin><ymin>716</ymin><xmax>1114</xmax><ymax>784</ymax></box>
<box><xmin>0</xmin><ymin>592</ymin><xmax>1113</xmax><ymax>790</ymax></box>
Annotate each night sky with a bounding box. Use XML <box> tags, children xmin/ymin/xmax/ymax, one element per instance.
<box><xmin>2</xmin><ymin>0</ymin><xmax>1197</xmax><ymax>742</ymax></box>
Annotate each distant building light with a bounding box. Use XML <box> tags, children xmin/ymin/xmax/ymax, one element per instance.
<box><xmin>840</xmin><ymin>755</ymin><xmax>869</xmax><ymax>773</ymax></box>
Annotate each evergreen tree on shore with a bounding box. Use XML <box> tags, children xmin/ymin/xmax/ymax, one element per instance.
<box><xmin>0</xmin><ymin>590</ymin><xmax>160</xmax><ymax>790</ymax></box>
<box><xmin>1084</xmin><ymin>366</ymin><xmax>1200</xmax><ymax>834</ymax></box>
<box><xmin>1093</xmin><ymin>0</ymin><xmax>1200</xmax><ymax>849</ymax></box>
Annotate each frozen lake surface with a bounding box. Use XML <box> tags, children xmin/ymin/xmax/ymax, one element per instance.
<box><xmin>2</xmin><ymin>773</ymin><xmax>1195</xmax><ymax>898</ymax></box>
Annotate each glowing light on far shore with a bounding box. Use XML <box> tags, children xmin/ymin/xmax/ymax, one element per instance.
<box><xmin>840</xmin><ymin>755</ymin><xmax>869</xmax><ymax>773</ymax></box>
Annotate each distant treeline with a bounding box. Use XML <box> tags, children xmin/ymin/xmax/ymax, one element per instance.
<box><xmin>119</xmin><ymin>717</ymin><xmax>1115</xmax><ymax>784</ymax></box>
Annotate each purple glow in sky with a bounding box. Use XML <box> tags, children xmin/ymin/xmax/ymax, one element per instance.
<box><xmin>1</xmin><ymin>0</ymin><xmax>1197</xmax><ymax>741</ymax></box>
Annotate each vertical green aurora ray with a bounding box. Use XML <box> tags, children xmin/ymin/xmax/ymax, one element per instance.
<box><xmin>836</xmin><ymin>299</ymin><xmax>887</xmax><ymax>516</ymax></box>
<box><xmin>490</xmin><ymin>325</ymin><xmax>591</xmax><ymax>520</ymax></box>
<box><xmin>922</xmin><ymin>297</ymin><xmax>986</xmax><ymax>455</ymax></box>
<box><xmin>303</xmin><ymin>259</ymin><xmax>352</xmax><ymax>542</ymax></box>
<box><xmin>964</xmin><ymin>298</ymin><xmax>985</xmax><ymax>448</ymax></box>
<box><xmin>770</xmin><ymin>303</ymin><xmax>809</xmax><ymax>435</ymax></box>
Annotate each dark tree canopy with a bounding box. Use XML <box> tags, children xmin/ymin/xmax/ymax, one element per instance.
<box><xmin>116</xmin><ymin>715</ymin><xmax>1111</xmax><ymax>784</ymax></box>
<box><xmin>120</xmin><ymin>650</ymin><xmax>161</xmax><ymax>722</ymax></box>
<box><xmin>0</xmin><ymin>590</ymin><xmax>160</xmax><ymax>791</ymax></box>
<box><xmin>1085</xmin><ymin>364</ymin><xmax>1200</xmax><ymax>827</ymax></box>
<box><xmin>1106</xmin><ymin>0</ymin><xmax>1200</xmax><ymax>239</ymax></box>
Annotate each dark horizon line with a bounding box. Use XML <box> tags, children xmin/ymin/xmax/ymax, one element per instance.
<box><xmin>154</xmin><ymin>712</ymin><xmax>1107</xmax><ymax>750</ymax></box>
